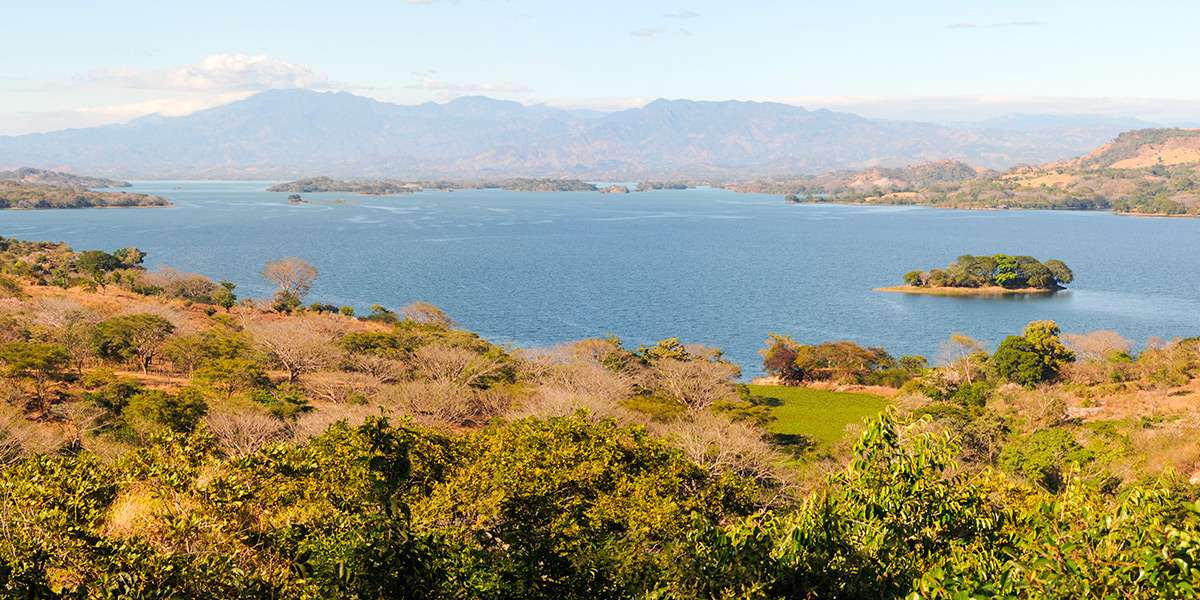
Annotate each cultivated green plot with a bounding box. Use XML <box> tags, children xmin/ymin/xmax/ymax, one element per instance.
<box><xmin>748</xmin><ymin>384</ymin><xmax>888</xmax><ymax>453</ymax></box>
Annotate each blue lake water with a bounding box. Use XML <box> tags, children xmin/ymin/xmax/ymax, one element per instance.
<box><xmin>3</xmin><ymin>181</ymin><xmax>1199</xmax><ymax>376</ymax></box>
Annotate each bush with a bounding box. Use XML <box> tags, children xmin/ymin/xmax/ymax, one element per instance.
<box><xmin>122</xmin><ymin>388</ymin><xmax>209</xmax><ymax>436</ymax></box>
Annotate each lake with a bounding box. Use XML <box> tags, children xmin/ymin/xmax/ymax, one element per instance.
<box><xmin>3</xmin><ymin>181</ymin><xmax>1199</xmax><ymax>377</ymax></box>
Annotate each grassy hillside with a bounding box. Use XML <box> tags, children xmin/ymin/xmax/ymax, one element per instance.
<box><xmin>749</xmin><ymin>384</ymin><xmax>888</xmax><ymax>451</ymax></box>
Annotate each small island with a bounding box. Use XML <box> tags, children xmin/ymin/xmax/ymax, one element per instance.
<box><xmin>877</xmin><ymin>254</ymin><xmax>1074</xmax><ymax>296</ymax></box>
<box><xmin>599</xmin><ymin>184</ymin><xmax>630</xmax><ymax>194</ymax></box>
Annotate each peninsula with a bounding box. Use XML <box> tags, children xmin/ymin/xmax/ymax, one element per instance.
<box><xmin>0</xmin><ymin>168</ymin><xmax>168</xmax><ymax>209</ymax></box>
<box><xmin>877</xmin><ymin>254</ymin><xmax>1073</xmax><ymax>295</ymax></box>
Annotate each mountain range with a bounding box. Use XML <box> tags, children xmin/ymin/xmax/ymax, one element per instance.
<box><xmin>0</xmin><ymin>89</ymin><xmax>1163</xmax><ymax>179</ymax></box>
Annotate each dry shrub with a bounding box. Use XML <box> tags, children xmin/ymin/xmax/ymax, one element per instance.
<box><xmin>205</xmin><ymin>409</ymin><xmax>290</xmax><ymax>456</ymax></box>
<box><xmin>290</xmin><ymin>403</ymin><xmax>386</xmax><ymax>440</ymax></box>
<box><xmin>409</xmin><ymin>344</ymin><xmax>504</xmax><ymax>389</ymax></box>
<box><xmin>342</xmin><ymin>353</ymin><xmax>406</xmax><ymax>383</ymax></box>
<box><xmin>536</xmin><ymin>359</ymin><xmax>632</xmax><ymax>403</ymax></box>
<box><xmin>992</xmin><ymin>384</ymin><xmax>1069</xmax><ymax>429</ymax></box>
<box><xmin>103</xmin><ymin>484</ymin><xmax>202</xmax><ymax>553</ymax></box>
<box><xmin>246</xmin><ymin>317</ymin><xmax>342</xmax><ymax>383</ymax></box>
<box><xmin>652</xmin><ymin>358</ymin><xmax>739</xmax><ymax>411</ymax></box>
<box><xmin>304</xmin><ymin>371</ymin><xmax>384</xmax><ymax>404</ymax></box>
<box><xmin>655</xmin><ymin>412</ymin><xmax>791</xmax><ymax>491</ymax></box>
<box><xmin>506</xmin><ymin>386</ymin><xmax>634</xmax><ymax>422</ymax></box>
<box><xmin>382</xmin><ymin>380</ymin><xmax>480</xmax><ymax>427</ymax></box>
<box><xmin>0</xmin><ymin>403</ymin><xmax>69</xmax><ymax>464</ymax></box>
<box><xmin>1062</xmin><ymin>331</ymin><xmax>1134</xmax><ymax>385</ymax></box>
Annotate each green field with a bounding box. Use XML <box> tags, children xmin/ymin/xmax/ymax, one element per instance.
<box><xmin>748</xmin><ymin>384</ymin><xmax>889</xmax><ymax>453</ymax></box>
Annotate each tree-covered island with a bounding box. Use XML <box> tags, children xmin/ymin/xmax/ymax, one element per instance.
<box><xmin>879</xmin><ymin>254</ymin><xmax>1074</xmax><ymax>295</ymax></box>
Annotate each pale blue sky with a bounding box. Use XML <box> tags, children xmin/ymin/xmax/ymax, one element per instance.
<box><xmin>2</xmin><ymin>0</ymin><xmax>1199</xmax><ymax>133</ymax></box>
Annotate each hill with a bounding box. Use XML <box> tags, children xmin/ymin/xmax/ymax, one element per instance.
<box><xmin>769</xmin><ymin>128</ymin><xmax>1200</xmax><ymax>215</ymax></box>
<box><xmin>0</xmin><ymin>89</ymin><xmax>1144</xmax><ymax>179</ymax></box>
<box><xmin>0</xmin><ymin>167</ymin><xmax>130</xmax><ymax>188</ymax></box>
<box><xmin>0</xmin><ymin>181</ymin><xmax>169</xmax><ymax>209</ymax></box>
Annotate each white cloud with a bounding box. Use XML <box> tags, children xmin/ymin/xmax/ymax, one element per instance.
<box><xmin>407</xmin><ymin>78</ymin><xmax>531</xmax><ymax>94</ymax></box>
<box><xmin>629</xmin><ymin>27</ymin><xmax>665</xmax><ymax>37</ymax></box>
<box><xmin>629</xmin><ymin>27</ymin><xmax>694</xmax><ymax>38</ymax></box>
<box><xmin>947</xmin><ymin>21</ymin><xmax>1044</xmax><ymax>29</ymax></box>
<box><xmin>83</xmin><ymin>54</ymin><xmax>338</xmax><ymax>92</ymax></box>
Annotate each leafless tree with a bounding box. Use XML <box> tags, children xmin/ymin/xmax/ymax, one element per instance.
<box><xmin>383</xmin><ymin>380</ymin><xmax>478</xmax><ymax>426</ymax></box>
<box><xmin>409</xmin><ymin>344</ymin><xmax>504</xmax><ymax>390</ymax></box>
<box><xmin>33</xmin><ymin>298</ymin><xmax>101</xmax><ymax>374</ymax></box>
<box><xmin>653</xmin><ymin>357</ymin><xmax>740</xmax><ymax>411</ymax></box>
<box><xmin>402</xmin><ymin>302</ymin><xmax>453</xmax><ymax>326</ymax></box>
<box><xmin>304</xmin><ymin>372</ymin><xmax>384</xmax><ymax>404</ymax></box>
<box><xmin>247</xmin><ymin>318</ymin><xmax>340</xmax><ymax>383</ymax></box>
<box><xmin>205</xmin><ymin>410</ymin><xmax>290</xmax><ymax>455</ymax></box>
<box><xmin>261</xmin><ymin>257</ymin><xmax>318</xmax><ymax>301</ymax></box>
<box><xmin>936</xmin><ymin>333</ymin><xmax>987</xmax><ymax>385</ymax></box>
<box><xmin>657</xmin><ymin>412</ymin><xmax>789</xmax><ymax>491</ymax></box>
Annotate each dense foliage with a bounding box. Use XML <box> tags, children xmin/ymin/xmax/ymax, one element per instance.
<box><xmin>903</xmin><ymin>254</ymin><xmax>1073</xmax><ymax>290</ymax></box>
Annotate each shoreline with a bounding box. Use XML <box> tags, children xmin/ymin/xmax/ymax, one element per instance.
<box><xmin>0</xmin><ymin>203</ymin><xmax>171</xmax><ymax>211</ymax></box>
<box><xmin>874</xmin><ymin>285</ymin><xmax>1061</xmax><ymax>297</ymax></box>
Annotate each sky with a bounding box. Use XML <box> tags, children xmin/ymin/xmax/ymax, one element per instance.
<box><xmin>2</xmin><ymin>0</ymin><xmax>1200</xmax><ymax>134</ymax></box>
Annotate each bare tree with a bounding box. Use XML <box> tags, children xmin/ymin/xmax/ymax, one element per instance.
<box><xmin>657</xmin><ymin>412</ymin><xmax>789</xmax><ymax>490</ymax></box>
<box><xmin>653</xmin><ymin>358</ymin><xmax>740</xmax><ymax>411</ymax></box>
<box><xmin>401</xmin><ymin>302</ymin><xmax>453</xmax><ymax>326</ymax></box>
<box><xmin>247</xmin><ymin>318</ymin><xmax>340</xmax><ymax>383</ymax></box>
<box><xmin>383</xmin><ymin>380</ymin><xmax>478</xmax><ymax>426</ymax></box>
<box><xmin>304</xmin><ymin>372</ymin><xmax>384</xmax><ymax>404</ymax></box>
<box><xmin>205</xmin><ymin>410</ymin><xmax>290</xmax><ymax>455</ymax></box>
<box><xmin>261</xmin><ymin>258</ymin><xmax>318</xmax><ymax>302</ymax></box>
<box><xmin>33</xmin><ymin>298</ymin><xmax>101</xmax><ymax>375</ymax></box>
<box><xmin>409</xmin><ymin>344</ymin><xmax>504</xmax><ymax>390</ymax></box>
<box><xmin>936</xmin><ymin>333</ymin><xmax>987</xmax><ymax>385</ymax></box>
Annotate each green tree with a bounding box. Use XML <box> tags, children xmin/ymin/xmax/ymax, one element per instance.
<box><xmin>122</xmin><ymin>388</ymin><xmax>208</xmax><ymax>434</ymax></box>
<box><xmin>991</xmin><ymin>320</ymin><xmax>1074</xmax><ymax>387</ymax></box>
<box><xmin>92</xmin><ymin>314</ymin><xmax>176</xmax><ymax>373</ymax></box>
<box><xmin>0</xmin><ymin>341</ymin><xmax>70</xmax><ymax>409</ymax></box>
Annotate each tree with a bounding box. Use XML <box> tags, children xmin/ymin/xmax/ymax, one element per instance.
<box><xmin>653</xmin><ymin>357</ymin><xmax>740</xmax><ymax>411</ymax></box>
<box><xmin>212</xmin><ymin>280</ymin><xmax>238</xmax><ymax>310</ymax></box>
<box><xmin>262</xmin><ymin>257</ymin><xmax>317</xmax><ymax>311</ymax></box>
<box><xmin>112</xmin><ymin>247</ymin><xmax>146</xmax><ymax>268</ymax></box>
<box><xmin>0</xmin><ymin>341</ymin><xmax>70</xmax><ymax>409</ymax></box>
<box><xmin>991</xmin><ymin>321</ymin><xmax>1074</xmax><ymax>387</ymax></box>
<box><xmin>401</xmin><ymin>302</ymin><xmax>452</xmax><ymax>327</ymax></box>
<box><xmin>75</xmin><ymin>250</ymin><xmax>122</xmax><ymax>286</ymax></box>
<box><xmin>122</xmin><ymin>388</ymin><xmax>208</xmax><ymax>435</ymax></box>
<box><xmin>248</xmin><ymin>318</ymin><xmax>338</xmax><ymax>383</ymax></box>
<box><xmin>92</xmin><ymin>314</ymin><xmax>176</xmax><ymax>373</ymax></box>
<box><xmin>936</xmin><ymin>333</ymin><xmax>987</xmax><ymax>385</ymax></box>
<box><xmin>1044</xmin><ymin>259</ymin><xmax>1074</xmax><ymax>285</ymax></box>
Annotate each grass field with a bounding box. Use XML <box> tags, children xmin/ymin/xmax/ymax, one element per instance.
<box><xmin>748</xmin><ymin>384</ymin><xmax>889</xmax><ymax>453</ymax></box>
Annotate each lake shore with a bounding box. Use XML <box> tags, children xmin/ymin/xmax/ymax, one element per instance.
<box><xmin>875</xmin><ymin>285</ymin><xmax>1061</xmax><ymax>296</ymax></box>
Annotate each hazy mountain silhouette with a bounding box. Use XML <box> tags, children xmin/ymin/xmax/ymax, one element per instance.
<box><xmin>0</xmin><ymin>89</ymin><xmax>1152</xmax><ymax>179</ymax></box>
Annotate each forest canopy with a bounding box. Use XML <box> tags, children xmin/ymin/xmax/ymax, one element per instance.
<box><xmin>903</xmin><ymin>254</ymin><xmax>1073</xmax><ymax>290</ymax></box>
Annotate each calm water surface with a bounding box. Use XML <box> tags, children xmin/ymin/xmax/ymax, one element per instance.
<box><xmin>3</xmin><ymin>181</ymin><xmax>1198</xmax><ymax>376</ymax></box>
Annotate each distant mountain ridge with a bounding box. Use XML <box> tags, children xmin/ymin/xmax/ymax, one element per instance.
<box><xmin>0</xmin><ymin>89</ymin><xmax>1162</xmax><ymax>179</ymax></box>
